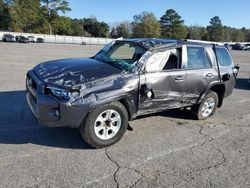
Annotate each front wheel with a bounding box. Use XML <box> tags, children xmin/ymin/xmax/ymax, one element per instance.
<box><xmin>193</xmin><ymin>91</ymin><xmax>219</xmax><ymax>120</ymax></box>
<box><xmin>79</xmin><ymin>101</ymin><xmax>128</xmax><ymax>148</ymax></box>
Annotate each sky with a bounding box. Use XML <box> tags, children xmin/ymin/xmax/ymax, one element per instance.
<box><xmin>65</xmin><ymin>0</ymin><xmax>250</xmax><ymax>28</ymax></box>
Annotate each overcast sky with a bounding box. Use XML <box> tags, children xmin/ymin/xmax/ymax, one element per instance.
<box><xmin>65</xmin><ymin>0</ymin><xmax>250</xmax><ymax>28</ymax></box>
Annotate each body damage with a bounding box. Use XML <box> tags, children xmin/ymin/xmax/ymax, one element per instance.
<box><xmin>34</xmin><ymin>58</ymin><xmax>123</xmax><ymax>89</ymax></box>
<box><xmin>29</xmin><ymin>57</ymin><xmax>141</xmax><ymax>126</ymax></box>
<box><xmin>26</xmin><ymin>39</ymin><xmax>237</xmax><ymax>128</ymax></box>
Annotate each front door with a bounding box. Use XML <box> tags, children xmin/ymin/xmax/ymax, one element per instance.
<box><xmin>138</xmin><ymin>47</ymin><xmax>187</xmax><ymax>115</ymax></box>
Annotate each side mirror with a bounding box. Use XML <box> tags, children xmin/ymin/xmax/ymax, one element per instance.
<box><xmin>222</xmin><ymin>73</ymin><xmax>230</xmax><ymax>82</ymax></box>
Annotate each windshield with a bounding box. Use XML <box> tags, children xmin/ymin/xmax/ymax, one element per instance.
<box><xmin>93</xmin><ymin>41</ymin><xmax>146</xmax><ymax>71</ymax></box>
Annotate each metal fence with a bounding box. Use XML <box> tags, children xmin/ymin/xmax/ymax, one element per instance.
<box><xmin>0</xmin><ymin>31</ymin><xmax>114</xmax><ymax>45</ymax></box>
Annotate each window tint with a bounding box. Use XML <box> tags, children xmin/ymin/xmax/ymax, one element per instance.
<box><xmin>215</xmin><ymin>48</ymin><xmax>232</xmax><ymax>66</ymax></box>
<box><xmin>187</xmin><ymin>47</ymin><xmax>212</xmax><ymax>69</ymax></box>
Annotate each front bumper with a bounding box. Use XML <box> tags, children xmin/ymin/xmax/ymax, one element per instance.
<box><xmin>26</xmin><ymin>70</ymin><xmax>88</xmax><ymax>128</ymax></box>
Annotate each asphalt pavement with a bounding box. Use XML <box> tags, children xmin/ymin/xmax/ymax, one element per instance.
<box><xmin>0</xmin><ymin>43</ymin><xmax>249</xmax><ymax>188</ymax></box>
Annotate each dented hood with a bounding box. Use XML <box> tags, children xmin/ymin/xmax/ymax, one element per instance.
<box><xmin>33</xmin><ymin>58</ymin><xmax>122</xmax><ymax>89</ymax></box>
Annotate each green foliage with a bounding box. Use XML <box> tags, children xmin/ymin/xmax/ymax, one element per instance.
<box><xmin>132</xmin><ymin>11</ymin><xmax>161</xmax><ymax>38</ymax></box>
<box><xmin>52</xmin><ymin>16</ymin><xmax>73</xmax><ymax>35</ymax></box>
<box><xmin>207</xmin><ymin>16</ymin><xmax>223</xmax><ymax>41</ymax></box>
<box><xmin>0</xmin><ymin>0</ymin><xmax>10</xmax><ymax>30</ymax></box>
<box><xmin>13</xmin><ymin>0</ymin><xmax>43</xmax><ymax>32</ymax></box>
<box><xmin>187</xmin><ymin>26</ymin><xmax>208</xmax><ymax>40</ymax></box>
<box><xmin>109</xmin><ymin>27</ymin><xmax>118</xmax><ymax>38</ymax></box>
<box><xmin>40</xmin><ymin>0</ymin><xmax>71</xmax><ymax>34</ymax></box>
<box><xmin>160</xmin><ymin>9</ymin><xmax>187</xmax><ymax>39</ymax></box>
<box><xmin>1</xmin><ymin>3</ymin><xmax>250</xmax><ymax>42</ymax></box>
<box><xmin>117</xmin><ymin>22</ymin><xmax>131</xmax><ymax>38</ymax></box>
<box><xmin>109</xmin><ymin>22</ymin><xmax>131</xmax><ymax>38</ymax></box>
<box><xmin>70</xmin><ymin>19</ymin><xmax>85</xmax><ymax>36</ymax></box>
<box><xmin>81</xmin><ymin>17</ymin><xmax>109</xmax><ymax>37</ymax></box>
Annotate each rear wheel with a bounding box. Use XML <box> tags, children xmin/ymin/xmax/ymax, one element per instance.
<box><xmin>193</xmin><ymin>91</ymin><xmax>218</xmax><ymax>120</ymax></box>
<box><xmin>79</xmin><ymin>101</ymin><xmax>128</xmax><ymax>148</ymax></box>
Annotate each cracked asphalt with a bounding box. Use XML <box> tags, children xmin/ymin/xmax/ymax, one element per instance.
<box><xmin>0</xmin><ymin>43</ymin><xmax>249</xmax><ymax>188</ymax></box>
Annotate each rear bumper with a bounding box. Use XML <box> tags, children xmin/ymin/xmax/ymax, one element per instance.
<box><xmin>26</xmin><ymin>71</ymin><xmax>88</xmax><ymax>128</ymax></box>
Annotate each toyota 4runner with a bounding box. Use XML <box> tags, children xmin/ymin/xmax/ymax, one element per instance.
<box><xmin>26</xmin><ymin>39</ymin><xmax>239</xmax><ymax>148</ymax></box>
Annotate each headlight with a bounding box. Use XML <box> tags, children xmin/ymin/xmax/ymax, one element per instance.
<box><xmin>46</xmin><ymin>86</ymin><xmax>80</xmax><ymax>100</ymax></box>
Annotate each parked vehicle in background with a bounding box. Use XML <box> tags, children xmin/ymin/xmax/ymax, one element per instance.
<box><xmin>36</xmin><ymin>37</ymin><xmax>44</xmax><ymax>43</ymax></box>
<box><xmin>26</xmin><ymin>38</ymin><xmax>239</xmax><ymax>148</ymax></box>
<box><xmin>245</xmin><ymin>44</ymin><xmax>250</xmax><ymax>50</ymax></box>
<box><xmin>224</xmin><ymin>43</ymin><xmax>232</xmax><ymax>50</ymax></box>
<box><xmin>232</xmin><ymin>43</ymin><xmax>250</xmax><ymax>51</ymax></box>
<box><xmin>2</xmin><ymin>34</ymin><xmax>15</xmax><ymax>42</ymax></box>
<box><xmin>15</xmin><ymin>35</ymin><xmax>21</xmax><ymax>42</ymax></box>
<box><xmin>16</xmin><ymin>36</ymin><xmax>29</xmax><ymax>43</ymax></box>
<box><xmin>28</xmin><ymin>36</ymin><xmax>36</xmax><ymax>43</ymax></box>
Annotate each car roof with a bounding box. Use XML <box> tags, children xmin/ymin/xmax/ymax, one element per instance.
<box><xmin>120</xmin><ymin>38</ymin><xmax>178</xmax><ymax>49</ymax></box>
<box><xmin>118</xmin><ymin>38</ymin><xmax>224</xmax><ymax>50</ymax></box>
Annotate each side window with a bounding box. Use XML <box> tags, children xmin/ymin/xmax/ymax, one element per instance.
<box><xmin>187</xmin><ymin>47</ymin><xmax>212</xmax><ymax>69</ymax></box>
<box><xmin>215</xmin><ymin>48</ymin><xmax>232</xmax><ymax>66</ymax></box>
<box><xmin>146</xmin><ymin>48</ymin><xmax>181</xmax><ymax>72</ymax></box>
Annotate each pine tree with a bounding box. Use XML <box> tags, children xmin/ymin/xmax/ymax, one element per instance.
<box><xmin>160</xmin><ymin>9</ymin><xmax>187</xmax><ymax>39</ymax></box>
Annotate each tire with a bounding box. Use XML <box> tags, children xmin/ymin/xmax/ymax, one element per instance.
<box><xmin>79</xmin><ymin>101</ymin><xmax>128</xmax><ymax>148</ymax></box>
<box><xmin>192</xmin><ymin>91</ymin><xmax>219</xmax><ymax>120</ymax></box>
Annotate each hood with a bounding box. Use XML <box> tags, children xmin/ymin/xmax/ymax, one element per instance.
<box><xmin>33</xmin><ymin>58</ymin><xmax>122</xmax><ymax>89</ymax></box>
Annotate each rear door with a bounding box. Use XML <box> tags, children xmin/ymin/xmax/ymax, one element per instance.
<box><xmin>215</xmin><ymin>47</ymin><xmax>236</xmax><ymax>97</ymax></box>
<box><xmin>183</xmin><ymin>45</ymin><xmax>218</xmax><ymax>104</ymax></box>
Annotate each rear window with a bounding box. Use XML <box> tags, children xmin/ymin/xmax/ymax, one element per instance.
<box><xmin>215</xmin><ymin>48</ymin><xmax>232</xmax><ymax>66</ymax></box>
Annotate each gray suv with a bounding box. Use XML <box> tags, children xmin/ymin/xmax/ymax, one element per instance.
<box><xmin>26</xmin><ymin>39</ymin><xmax>239</xmax><ymax>148</ymax></box>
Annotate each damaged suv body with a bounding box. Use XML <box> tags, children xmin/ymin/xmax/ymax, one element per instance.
<box><xmin>26</xmin><ymin>39</ymin><xmax>239</xmax><ymax>148</ymax></box>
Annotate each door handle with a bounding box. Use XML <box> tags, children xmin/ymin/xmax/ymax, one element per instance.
<box><xmin>175</xmin><ymin>76</ymin><xmax>184</xmax><ymax>82</ymax></box>
<box><xmin>205</xmin><ymin>73</ymin><xmax>215</xmax><ymax>78</ymax></box>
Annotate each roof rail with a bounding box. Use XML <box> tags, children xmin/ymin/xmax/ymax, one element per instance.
<box><xmin>183</xmin><ymin>39</ymin><xmax>224</xmax><ymax>46</ymax></box>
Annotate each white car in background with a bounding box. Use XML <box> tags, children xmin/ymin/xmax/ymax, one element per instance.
<box><xmin>27</xmin><ymin>36</ymin><xmax>36</xmax><ymax>43</ymax></box>
<box><xmin>2</xmin><ymin>34</ymin><xmax>16</xmax><ymax>42</ymax></box>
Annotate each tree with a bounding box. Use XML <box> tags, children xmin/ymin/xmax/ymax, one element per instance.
<box><xmin>160</xmin><ymin>9</ymin><xmax>187</xmax><ymax>39</ymax></box>
<box><xmin>207</xmin><ymin>16</ymin><xmax>223</xmax><ymax>41</ymax></box>
<box><xmin>187</xmin><ymin>25</ymin><xmax>208</xmax><ymax>40</ymax></box>
<box><xmin>116</xmin><ymin>22</ymin><xmax>131</xmax><ymax>38</ymax></box>
<box><xmin>71</xmin><ymin>19</ymin><xmax>85</xmax><ymax>36</ymax></box>
<box><xmin>52</xmin><ymin>16</ymin><xmax>73</xmax><ymax>35</ymax></box>
<box><xmin>6</xmin><ymin>0</ymin><xmax>42</xmax><ymax>32</ymax></box>
<box><xmin>0</xmin><ymin>0</ymin><xmax>10</xmax><ymax>30</ymax></box>
<box><xmin>109</xmin><ymin>27</ymin><xmax>118</xmax><ymax>38</ymax></box>
<box><xmin>82</xmin><ymin>17</ymin><xmax>109</xmax><ymax>37</ymax></box>
<box><xmin>132</xmin><ymin>11</ymin><xmax>161</xmax><ymax>38</ymax></box>
<box><xmin>40</xmin><ymin>0</ymin><xmax>71</xmax><ymax>34</ymax></box>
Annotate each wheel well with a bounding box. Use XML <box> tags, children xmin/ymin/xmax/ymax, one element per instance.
<box><xmin>118</xmin><ymin>98</ymin><xmax>132</xmax><ymax>120</ymax></box>
<box><xmin>210</xmin><ymin>84</ymin><xmax>226</xmax><ymax>107</ymax></box>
